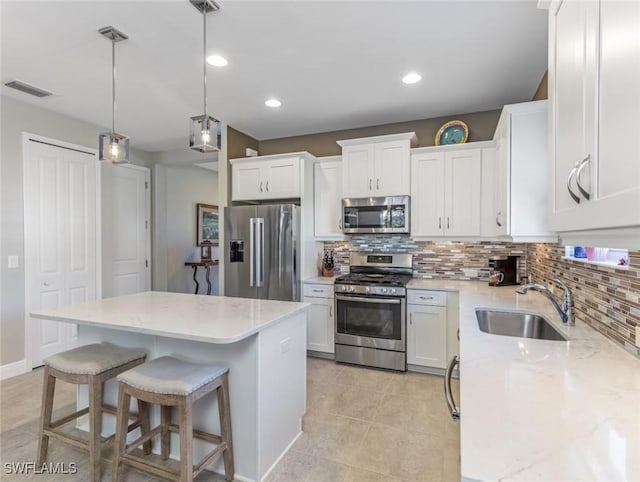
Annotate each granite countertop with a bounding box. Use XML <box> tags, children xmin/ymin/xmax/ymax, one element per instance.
<box><xmin>30</xmin><ymin>291</ymin><xmax>309</xmax><ymax>345</ymax></box>
<box><xmin>408</xmin><ymin>279</ymin><xmax>640</xmax><ymax>481</ymax></box>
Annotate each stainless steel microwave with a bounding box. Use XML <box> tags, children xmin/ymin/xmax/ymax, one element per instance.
<box><xmin>341</xmin><ymin>196</ymin><xmax>410</xmax><ymax>234</ymax></box>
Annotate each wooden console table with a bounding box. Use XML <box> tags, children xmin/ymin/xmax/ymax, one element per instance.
<box><xmin>184</xmin><ymin>260</ymin><xmax>219</xmax><ymax>295</ymax></box>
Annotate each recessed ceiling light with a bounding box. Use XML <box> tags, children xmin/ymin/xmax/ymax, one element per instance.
<box><xmin>402</xmin><ymin>72</ymin><xmax>422</xmax><ymax>85</ymax></box>
<box><xmin>206</xmin><ymin>55</ymin><xmax>228</xmax><ymax>67</ymax></box>
<box><xmin>265</xmin><ymin>98</ymin><xmax>282</xmax><ymax>108</ymax></box>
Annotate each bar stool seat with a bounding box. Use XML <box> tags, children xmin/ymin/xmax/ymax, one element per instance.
<box><xmin>112</xmin><ymin>356</ymin><xmax>234</xmax><ymax>482</ymax></box>
<box><xmin>38</xmin><ymin>343</ymin><xmax>148</xmax><ymax>482</ymax></box>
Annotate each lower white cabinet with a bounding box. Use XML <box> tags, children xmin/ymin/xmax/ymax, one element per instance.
<box><xmin>407</xmin><ymin>289</ymin><xmax>457</xmax><ymax>370</ymax></box>
<box><xmin>303</xmin><ymin>283</ymin><xmax>334</xmax><ymax>354</ymax></box>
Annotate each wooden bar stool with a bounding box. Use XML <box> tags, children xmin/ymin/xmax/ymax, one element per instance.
<box><xmin>112</xmin><ymin>356</ymin><xmax>234</xmax><ymax>482</ymax></box>
<box><xmin>37</xmin><ymin>342</ymin><xmax>148</xmax><ymax>482</ymax></box>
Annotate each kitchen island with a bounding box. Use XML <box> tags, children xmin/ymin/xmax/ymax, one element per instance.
<box><xmin>30</xmin><ymin>291</ymin><xmax>309</xmax><ymax>482</ymax></box>
<box><xmin>407</xmin><ymin>279</ymin><xmax>640</xmax><ymax>481</ymax></box>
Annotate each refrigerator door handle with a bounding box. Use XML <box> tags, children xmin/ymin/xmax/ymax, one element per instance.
<box><xmin>256</xmin><ymin>218</ymin><xmax>265</xmax><ymax>287</ymax></box>
<box><xmin>249</xmin><ymin>218</ymin><xmax>256</xmax><ymax>287</ymax></box>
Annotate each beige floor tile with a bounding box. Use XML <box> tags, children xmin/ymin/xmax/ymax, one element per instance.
<box><xmin>334</xmin><ymin>365</ymin><xmax>396</xmax><ymax>392</ymax></box>
<box><xmin>353</xmin><ymin>423</ymin><xmax>444</xmax><ymax>481</ymax></box>
<box><xmin>318</xmin><ymin>385</ymin><xmax>386</xmax><ymax>422</ymax></box>
<box><xmin>373</xmin><ymin>393</ymin><xmax>446</xmax><ymax>435</ymax></box>
<box><xmin>343</xmin><ymin>466</ymin><xmax>402</xmax><ymax>482</ymax></box>
<box><xmin>294</xmin><ymin>411</ymin><xmax>369</xmax><ymax>465</ymax></box>
<box><xmin>307</xmin><ymin>358</ymin><xmax>344</xmax><ymax>384</ymax></box>
<box><xmin>265</xmin><ymin>449</ymin><xmax>349</xmax><ymax>482</ymax></box>
<box><xmin>388</xmin><ymin>371</ymin><xmax>444</xmax><ymax>399</ymax></box>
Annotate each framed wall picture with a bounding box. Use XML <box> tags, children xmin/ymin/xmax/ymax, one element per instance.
<box><xmin>196</xmin><ymin>203</ymin><xmax>219</xmax><ymax>246</ymax></box>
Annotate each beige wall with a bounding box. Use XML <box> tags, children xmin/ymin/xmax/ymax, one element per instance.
<box><xmin>0</xmin><ymin>95</ymin><xmax>151</xmax><ymax>366</ymax></box>
<box><xmin>532</xmin><ymin>71</ymin><xmax>548</xmax><ymax>101</ymax></box>
<box><xmin>257</xmin><ymin>109</ymin><xmax>501</xmax><ymax>158</ymax></box>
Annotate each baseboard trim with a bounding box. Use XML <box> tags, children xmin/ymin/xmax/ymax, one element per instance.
<box><xmin>0</xmin><ymin>359</ymin><xmax>28</xmax><ymax>380</ymax></box>
<box><xmin>260</xmin><ymin>429</ymin><xmax>303</xmax><ymax>482</ymax></box>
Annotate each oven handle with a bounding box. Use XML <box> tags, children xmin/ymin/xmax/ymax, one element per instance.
<box><xmin>335</xmin><ymin>294</ymin><xmax>402</xmax><ymax>304</ymax></box>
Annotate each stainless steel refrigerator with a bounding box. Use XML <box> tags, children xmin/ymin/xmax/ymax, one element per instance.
<box><xmin>224</xmin><ymin>204</ymin><xmax>300</xmax><ymax>301</ymax></box>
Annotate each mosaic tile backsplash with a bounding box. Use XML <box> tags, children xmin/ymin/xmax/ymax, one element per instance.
<box><xmin>323</xmin><ymin>237</ymin><xmax>640</xmax><ymax>357</ymax></box>
<box><xmin>528</xmin><ymin>244</ymin><xmax>640</xmax><ymax>358</ymax></box>
<box><xmin>324</xmin><ymin>236</ymin><xmax>528</xmax><ymax>281</ymax></box>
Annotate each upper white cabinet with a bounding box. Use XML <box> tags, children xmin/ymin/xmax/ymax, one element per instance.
<box><xmin>314</xmin><ymin>157</ymin><xmax>344</xmax><ymax>239</ymax></box>
<box><xmin>488</xmin><ymin>101</ymin><xmax>557</xmax><ymax>242</ymax></box>
<box><xmin>547</xmin><ymin>0</ymin><xmax>640</xmax><ymax>245</ymax></box>
<box><xmin>337</xmin><ymin>132</ymin><xmax>417</xmax><ymax>198</ymax></box>
<box><xmin>231</xmin><ymin>152</ymin><xmax>315</xmax><ymax>202</ymax></box>
<box><xmin>411</xmin><ymin>146</ymin><xmax>483</xmax><ymax>238</ymax></box>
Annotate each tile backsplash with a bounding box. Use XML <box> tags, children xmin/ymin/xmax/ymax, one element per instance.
<box><xmin>323</xmin><ymin>237</ymin><xmax>640</xmax><ymax>357</ymax></box>
<box><xmin>324</xmin><ymin>236</ymin><xmax>527</xmax><ymax>281</ymax></box>
<box><xmin>528</xmin><ymin>243</ymin><xmax>640</xmax><ymax>358</ymax></box>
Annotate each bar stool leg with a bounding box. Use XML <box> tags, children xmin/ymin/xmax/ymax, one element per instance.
<box><xmin>178</xmin><ymin>397</ymin><xmax>193</xmax><ymax>482</ymax></box>
<box><xmin>88</xmin><ymin>376</ymin><xmax>104</xmax><ymax>482</ymax></box>
<box><xmin>37</xmin><ymin>366</ymin><xmax>56</xmax><ymax>467</ymax></box>
<box><xmin>112</xmin><ymin>384</ymin><xmax>131</xmax><ymax>482</ymax></box>
<box><xmin>138</xmin><ymin>400</ymin><xmax>152</xmax><ymax>455</ymax></box>
<box><xmin>161</xmin><ymin>405</ymin><xmax>171</xmax><ymax>460</ymax></box>
<box><xmin>218</xmin><ymin>373</ymin><xmax>235</xmax><ymax>481</ymax></box>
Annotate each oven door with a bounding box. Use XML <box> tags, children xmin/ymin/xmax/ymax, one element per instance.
<box><xmin>335</xmin><ymin>294</ymin><xmax>405</xmax><ymax>351</ymax></box>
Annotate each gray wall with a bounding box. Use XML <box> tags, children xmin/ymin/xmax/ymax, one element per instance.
<box><xmin>0</xmin><ymin>95</ymin><xmax>151</xmax><ymax>366</ymax></box>
<box><xmin>152</xmin><ymin>165</ymin><xmax>219</xmax><ymax>295</ymax></box>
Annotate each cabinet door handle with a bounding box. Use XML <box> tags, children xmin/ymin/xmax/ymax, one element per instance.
<box><xmin>260</xmin><ymin>182</ymin><xmax>264</xmax><ymax>193</ymax></box>
<box><xmin>329</xmin><ymin>306</ymin><xmax>333</xmax><ymax>318</ymax></box>
<box><xmin>369</xmin><ymin>178</ymin><xmax>372</xmax><ymax>191</ymax></box>
<box><xmin>444</xmin><ymin>356</ymin><xmax>460</xmax><ymax>420</ymax></box>
<box><xmin>376</xmin><ymin>178</ymin><xmax>380</xmax><ymax>190</ymax></box>
<box><xmin>447</xmin><ymin>217</ymin><xmax>450</xmax><ymax>229</ymax></box>
<box><xmin>338</xmin><ymin>218</ymin><xmax>342</xmax><ymax>230</ymax></box>
<box><xmin>409</xmin><ymin>313</ymin><xmax>412</xmax><ymax>325</ymax></box>
<box><xmin>312</xmin><ymin>289</ymin><xmax>323</xmax><ymax>293</ymax></box>
<box><xmin>576</xmin><ymin>155</ymin><xmax>591</xmax><ymax>200</ymax></box>
<box><xmin>567</xmin><ymin>166</ymin><xmax>580</xmax><ymax>204</ymax></box>
<box><xmin>438</xmin><ymin>216</ymin><xmax>442</xmax><ymax>229</ymax></box>
<box><xmin>496</xmin><ymin>212</ymin><xmax>502</xmax><ymax>227</ymax></box>
<box><xmin>419</xmin><ymin>296</ymin><xmax>434</xmax><ymax>301</ymax></box>
<box><xmin>265</xmin><ymin>181</ymin><xmax>269</xmax><ymax>192</ymax></box>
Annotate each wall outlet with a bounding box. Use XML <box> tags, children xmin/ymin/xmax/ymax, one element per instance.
<box><xmin>7</xmin><ymin>255</ymin><xmax>19</xmax><ymax>269</ymax></box>
<box><xmin>636</xmin><ymin>326</ymin><xmax>640</xmax><ymax>347</ymax></box>
<box><xmin>280</xmin><ymin>337</ymin><xmax>291</xmax><ymax>355</ymax></box>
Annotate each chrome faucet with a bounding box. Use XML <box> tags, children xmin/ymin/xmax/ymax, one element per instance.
<box><xmin>516</xmin><ymin>278</ymin><xmax>575</xmax><ymax>325</ymax></box>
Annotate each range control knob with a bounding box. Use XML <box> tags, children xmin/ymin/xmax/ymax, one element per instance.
<box><xmin>349</xmin><ymin>286</ymin><xmax>355</xmax><ymax>293</ymax></box>
<box><xmin>381</xmin><ymin>288</ymin><xmax>388</xmax><ymax>294</ymax></box>
<box><xmin>341</xmin><ymin>285</ymin><xmax>347</xmax><ymax>291</ymax></box>
<box><xmin>365</xmin><ymin>287</ymin><xmax>371</xmax><ymax>294</ymax></box>
<box><xmin>390</xmin><ymin>288</ymin><xmax>396</xmax><ymax>294</ymax></box>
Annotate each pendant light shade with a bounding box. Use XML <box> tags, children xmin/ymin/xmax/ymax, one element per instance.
<box><xmin>98</xmin><ymin>26</ymin><xmax>130</xmax><ymax>164</ymax></box>
<box><xmin>189</xmin><ymin>0</ymin><xmax>222</xmax><ymax>153</ymax></box>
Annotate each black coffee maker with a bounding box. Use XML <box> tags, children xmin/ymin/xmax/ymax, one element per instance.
<box><xmin>488</xmin><ymin>256</ymin><xmax>521</xmax><ymax>286</ymax></box>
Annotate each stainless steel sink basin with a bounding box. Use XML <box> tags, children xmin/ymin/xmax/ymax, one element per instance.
<box><xmin>475</xmin><ymin>309</ymin><xmax>568</xmax><ymax>341</ymax></box>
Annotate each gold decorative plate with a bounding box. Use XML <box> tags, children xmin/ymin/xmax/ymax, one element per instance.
<box><xmin>435</xmin><ymin>120</ymin><xmax>469</xmax><ymax>145</ymax></box>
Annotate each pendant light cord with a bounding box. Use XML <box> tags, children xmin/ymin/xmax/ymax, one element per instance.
<box><xmin>202</xmin><ymin>4</ymin><xmax>207</xmax><ymax>119</ymax></box>
<box><xmin>112</xmin><ymin>36</ymin><xmax>116</xmax><ymax>133</ymax></box>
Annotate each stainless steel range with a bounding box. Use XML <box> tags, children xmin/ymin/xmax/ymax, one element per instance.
<box><xmin>334</xmin><ymin>253</ymin><xmax>412</xmax><ymax>371</ymax></box>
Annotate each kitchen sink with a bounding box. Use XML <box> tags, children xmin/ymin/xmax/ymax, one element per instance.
<box><xmin>475</xmin><ymin>309</ymin><xmax>568</xmax><ymax>341</ymax></box>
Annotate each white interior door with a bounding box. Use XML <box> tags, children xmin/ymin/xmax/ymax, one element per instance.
<box><xmin>24</xmin><ymin>137</ymin><xmax>98</xmax><ymax>367</ymax></box>
<box><xmin>101</xmin><ymin>164</ymin><xmax>150</xmax><ymax>298</ymax></box>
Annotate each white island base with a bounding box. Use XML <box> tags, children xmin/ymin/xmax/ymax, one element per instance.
<box><xmin>31</xmin><ymin>292</ymin><xmax>308</xmax><ymax>482</ymax></box>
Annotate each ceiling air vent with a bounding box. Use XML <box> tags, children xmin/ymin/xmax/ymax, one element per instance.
<box><xmin>4</xmin><ymin>80</ymin><xmax>53</xmax><ymax>98</ymax></box>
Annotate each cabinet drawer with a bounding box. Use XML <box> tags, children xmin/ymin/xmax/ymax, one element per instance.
<box><xmin>303</xmin><ymin>284</ymin><xmax>333</xmax><ymax>298</ymax></box>
<box><xmin>407</xmin><ymin>290</ymin><xmax>447</xmax><ymax>306</ymax></box>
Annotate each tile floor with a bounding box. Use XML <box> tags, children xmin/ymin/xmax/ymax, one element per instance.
<box><xmin>0</xmin><ymin>358</ymin><xmax>460</xmax><ymax>481</ymax></box>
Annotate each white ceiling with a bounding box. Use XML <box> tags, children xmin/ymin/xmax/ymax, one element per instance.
<box><xmin>1</xmin><ymin>1</ymin><xmax>548</xmax><ymax>153</ymax></box>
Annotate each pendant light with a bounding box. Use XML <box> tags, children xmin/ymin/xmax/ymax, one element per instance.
<box><xmin>189</xmin><ymin>0</ymin><xmax>222</xmax><ymax>153</ymax></box>
<box><xmin>98</xmin><ymin>26</ymin><xmax>130</xmax><ymax>163</ymax></box>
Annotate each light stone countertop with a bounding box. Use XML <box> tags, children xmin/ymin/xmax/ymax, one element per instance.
<box><xmin>408</xmin><ymin>279</ymin><xmax>640</xmax><ymax>481</ymax></box>
<box><xmin>303</xmin><ymin>276</ymin><xmax>336</xmax><ymax>285</ymax></box>
<box><xmin>30</xmin><ymin>291</ymin><xmax>309</xmax><ymax>345</ymax></box>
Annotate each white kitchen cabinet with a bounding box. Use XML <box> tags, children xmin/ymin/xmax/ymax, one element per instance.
<box><xmin>303</xmin><ymin>283</ymin><xmax>334</xmax><ymax>354</ymax></box>
<box><xmin>411</xmin><ymin>146</ymin><xmax>482</xmax><ymax>238</ymax></box>
<box><xmin>314</xmin><ymin>157</ymin><xmax>344</xmax><ymax>239</ymax></box>
<box><xmin>338</xmin><ymin>132</ymin><xmax>417</xmax><ymax>198</ymax></box>
<box><xmin>488</xmin><ymin>101</ymin><xmax>557</xmax><ymax>242</ymax></box>
<box><xmin>547</xmin><ymin>0</ymin><xmax>640</xmax><ymax>246</ymax></box>
<box><xmin>231</xmin><ymin>153</ymin><xmax>313</xmax><ymax>202</ymax></box>
<box><xmin>407</xmin><ymin>290</ymin><xmax>448</xmax><ymax>369</ymax></box>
